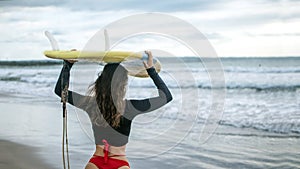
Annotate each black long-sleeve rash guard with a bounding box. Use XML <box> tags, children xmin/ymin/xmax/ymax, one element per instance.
<box><xmin>54</xmin><ymin>62</ymin><xmax>172</xmax><ymax>146</ymax></box>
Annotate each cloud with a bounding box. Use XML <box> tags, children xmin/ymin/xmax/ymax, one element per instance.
<box><xmin>1</xmin><ymin>0</ymin><xmax>300</xmax><ymax>59</ymax></box>
<box><xmin>247</xmin><ymin>33</ymin><xmax>300</xmax><ymax>37</ymax></box>
<box><xmin>3</xmin><ymin>0</ymin><xmax>300</xmax><ymax>26</ymax></box>
<box><xmin>1</xmin><ymin>0</ymin><xmax>225</xmax><ymax>12</ymax></box>
<box><xmin>0</xmin><ymin>0</ymin><xmax>64</xmax><ymax>7</ymax></box>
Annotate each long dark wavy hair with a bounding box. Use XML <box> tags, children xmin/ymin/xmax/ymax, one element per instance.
<box><xmin>89</xmin><ymin>63</ymin><xmax>128</xmax><ymax>128</ymax></box>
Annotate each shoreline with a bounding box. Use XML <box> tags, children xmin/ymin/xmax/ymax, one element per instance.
<box><xmin>0</xmin><ymin>139</ymin><xmax>53</xmax><ymax>169</ymax></box>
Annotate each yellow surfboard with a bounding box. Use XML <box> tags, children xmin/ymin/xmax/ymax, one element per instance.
<box><xmin>44</xmin><ymin>31</ymin><xmax>161</xmax><ymax>78</ymax></box>
<box><xmin>44</xmin><ymin>50</ymin><xmax>143</xmax><ymax>62</ymax></box>
<box><xmin>43</xmin><ymin>50</ymin><xmax>161</xmax><ymax>78</ymax></box>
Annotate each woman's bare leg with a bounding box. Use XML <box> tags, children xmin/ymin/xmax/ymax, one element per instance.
<box><xmin>118</xmin><ymin>166</ymin><xmax>130</xmax><ymax>169</ymax></box>
<box><xmin>85</xmin><ymin>162</ymin><xmax>98</xmax><ymax>169</ymax></box>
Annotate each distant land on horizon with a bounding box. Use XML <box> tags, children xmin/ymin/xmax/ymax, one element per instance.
<box><xmin>0</xmin><ymin>56</ymin><xmax>299</xmax><ymax>67</ymax></box>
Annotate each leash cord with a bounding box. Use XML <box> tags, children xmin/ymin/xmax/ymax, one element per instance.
<box><xmin>61</xmin><ymin>63</ymin><xmax>71</xmax><ymax>169</ymax></box>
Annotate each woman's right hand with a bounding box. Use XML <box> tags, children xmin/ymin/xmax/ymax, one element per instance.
<box><xmin>143</xmin><ymin>50</ymin><xmax>153</xmax><ymax>69</ymax></box>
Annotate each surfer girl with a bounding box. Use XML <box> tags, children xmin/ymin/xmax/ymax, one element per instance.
<box><xmin>54</xmin><ymin>50</ymin><xmax>172</xmax><ymax>169</ymax></box>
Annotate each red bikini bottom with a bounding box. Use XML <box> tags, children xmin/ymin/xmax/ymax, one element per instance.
<box><xmin>89</xmin><ymin>155</ymin><xmax>130</xmax><ymax>169</ymax></box>
<box><xmin>89</xmin><ymin>139</ymin><xmax>130</xmax><ymax>169</ymax></box>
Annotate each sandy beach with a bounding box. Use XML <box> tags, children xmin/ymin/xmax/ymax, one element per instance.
<box><xmin>0</xmin><ymin>140</ymin><xmax>52</xmax><ymax>169</ymax></box>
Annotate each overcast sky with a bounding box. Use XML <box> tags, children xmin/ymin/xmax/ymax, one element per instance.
<box><xmin>0</xmin><ymin>0</ymin><xmax>300</xmax><ymax>60</ymax></box>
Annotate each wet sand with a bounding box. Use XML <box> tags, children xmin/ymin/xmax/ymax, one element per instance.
<box><xmin>1</xmin><ymin>96</ymin><xmax>300</xmax><ymax>168</ymax></box>
<box><xmin>0</xmin><ymin>140</ymin><xmax>53</xmax><ymax>169</ymax></box>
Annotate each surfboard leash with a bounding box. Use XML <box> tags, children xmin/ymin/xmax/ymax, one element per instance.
<box><xmin>45</xmin><ymin>31</ymin><xmax>71</xmax><ymax>169</ymax></box>
<box><xmin>61</xmin><ymin>62</ymin><xmax>71</xmax><ymax>169</ymax></box>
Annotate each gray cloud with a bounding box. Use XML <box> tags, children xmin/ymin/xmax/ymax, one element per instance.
<box><xmin>246</xmin><ymin>33</ymin><xmax>300</xmax><ymax>37</ymax></box>
<box><xmin>0</xmin><ymin>0</ymin><xmax>225</xmax><ymax>12</ymax></box>
<box><xmin>2</xmin><ymin>0</ymin><xmax>299</xmax><ymax>24</ymax></box>
<box><xmin>0</xmin><ymin>0</ymin><xmax>64</xmax><ymax>7</ymax></box>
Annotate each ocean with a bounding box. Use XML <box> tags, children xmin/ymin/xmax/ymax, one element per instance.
<box><xmin>0</xmin><ymin>57</ymin><xmax>299</xmax><ymax>169</ymax></box>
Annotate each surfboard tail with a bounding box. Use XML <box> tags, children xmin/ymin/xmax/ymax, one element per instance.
<box><xmin>45</xmin><ymin>31</ymin><xmax>59</xmax><ymax>51</ymax></box>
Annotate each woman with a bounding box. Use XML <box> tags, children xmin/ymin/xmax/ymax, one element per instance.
<box><xmin>54</xmin><ymin>51</ymin><xmax>172</xmax><ymax>169</ymax></box>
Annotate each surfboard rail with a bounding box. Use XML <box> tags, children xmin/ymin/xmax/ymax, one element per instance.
<box><xmin>44</xmin><ymin>50</ymin><xmax>144</xmax><ymax>62</ymax></box>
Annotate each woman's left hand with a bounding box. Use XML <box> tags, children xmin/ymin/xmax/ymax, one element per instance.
<box><xmin>64</xmin><ymin>49</ymin><xmax>78</xmax><ymax>64</ymax></box>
